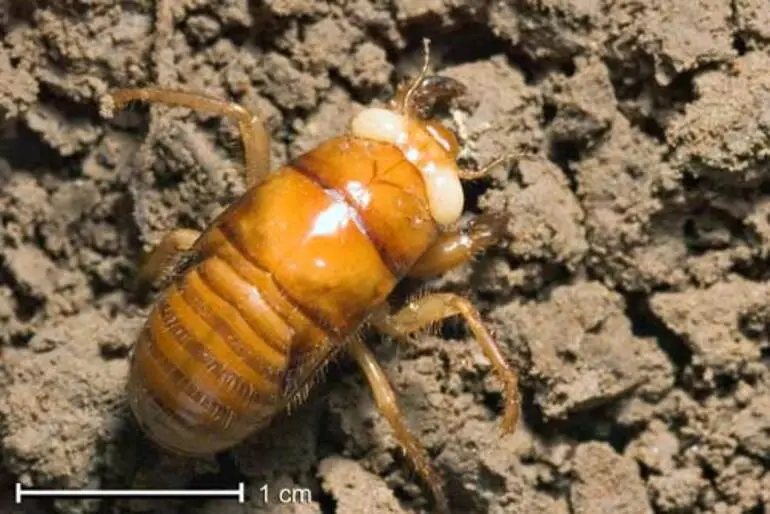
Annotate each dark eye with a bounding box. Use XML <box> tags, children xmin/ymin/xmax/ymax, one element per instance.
<box><xmin>411</xmin><ymin>75</ymin><xmax>467</xmax><ymax>118</ymax></box>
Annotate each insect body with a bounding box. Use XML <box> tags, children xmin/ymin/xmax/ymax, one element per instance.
<box><xmin>110</xmin><ymin>42</ymin><xmax>520</xmax><ymax>512</ymax></box>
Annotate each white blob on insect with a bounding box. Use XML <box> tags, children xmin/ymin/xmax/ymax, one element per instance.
<box><xmin>350</xmin><ymin>108</ymin><xmax>464</xmax><ymax>225</ymax></box>
<box><xmin>350</xmin><ymin>108</ymin><xmax>408</xmax><ymax>147</ymax></box>
<box><xmin>418</xmin><ymin>162</ymin><xmax>464</xmax><ymax>225</ymax></box>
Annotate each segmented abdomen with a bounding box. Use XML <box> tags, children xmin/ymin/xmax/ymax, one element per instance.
<box><xmin>128</xmin><ymin>252</ymin><xmax>300</xmax><ymax>454</ymax></box>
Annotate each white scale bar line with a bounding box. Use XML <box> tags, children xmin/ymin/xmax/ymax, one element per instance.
<box><xmin>16</xmin><ymin>482</ymin><xmax>246</xmax><ymax>504</ymax></box>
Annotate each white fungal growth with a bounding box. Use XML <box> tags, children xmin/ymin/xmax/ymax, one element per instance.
<box><xmin>350</xmin><ymin>108</ymin><xmax>408</xmax><ymax>147</ymax></box>
<box><xmin>350</xmin><ymin>108</ymin><xmax>464</xmax><ymax>225</ymax></box>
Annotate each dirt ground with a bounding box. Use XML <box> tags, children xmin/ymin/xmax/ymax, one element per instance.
<box><xmin>1</xmin><ymin>0</ymin><xmax>770</xmax><ymax>513</ymax></box>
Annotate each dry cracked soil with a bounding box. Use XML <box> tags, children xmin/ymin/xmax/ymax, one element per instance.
<box><xmin>1</xmin><ymin>1</ymin><xmax>770</xmax><ymax>513</ymax></box>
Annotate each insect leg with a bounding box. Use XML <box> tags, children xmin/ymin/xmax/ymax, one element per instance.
<box><xmin>108</xmin><ymin>88</ymin><xmax>271</xmax><ymax>187</ymax></box>
<box><xmin>136</xmin><ymin>228</ymin><xmax>201</xmax><ymax>293</ymax></box>
<box><xmin>371</xmin><ymin>294</ymin><xmax>520</xmax><ymax>434</ymax></box>
<box><xmin>347</xmin><ymin>338</ymin><xmax>449</xmax><ymax>514</ymax></box>
<box><xmin>408</xmin><ymin>213</ymin><xmax>508</xmax><ymax>278</ymax></box>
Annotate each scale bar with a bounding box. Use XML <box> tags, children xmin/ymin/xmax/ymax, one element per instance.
<box><xmin>16</xmin><ymin>482</ymin><xmax>245</xmax><ymax>503</ymax></box>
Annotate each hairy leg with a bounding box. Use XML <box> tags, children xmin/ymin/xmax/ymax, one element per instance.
<box><xmin>371</xmin><ymin>293</ymin><xmax>520</xmax><ymax>433</ymax></box>
<box><xmin>135</xmin><ymin>228</ymin><xmax>201</xmax><ymax>293</ymax></box>
<box><xmin>348</xmin><ymin>338</ymin><xmax>449</xmax><ymax>513</ymax></box>
<box><xmin>408</xmin><ymin>213</ymin><xmax>507</xmax><ymax>278</ymax></box>
<box><xmin>108</xmin><ymin>88</ymin><xmax>271</xmax><ymax>187</ymax></box>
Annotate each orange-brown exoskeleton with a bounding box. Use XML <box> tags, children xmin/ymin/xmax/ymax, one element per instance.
<box><xmin>109</xmin><ymin>40</ymin><xmax>520</xmax><ymax>512</ymax></box>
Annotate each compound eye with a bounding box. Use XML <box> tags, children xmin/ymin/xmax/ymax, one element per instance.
<box><xmin>424</xmin><ymin>120</ymin><xmax>460</xmax><ymax>160</ymax></box>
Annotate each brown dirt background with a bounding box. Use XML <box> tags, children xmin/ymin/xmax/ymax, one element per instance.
<box><xmin>1</xmin><ymin>0</ymin><xmax>770</xmax><ymax>513</ymax></box>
